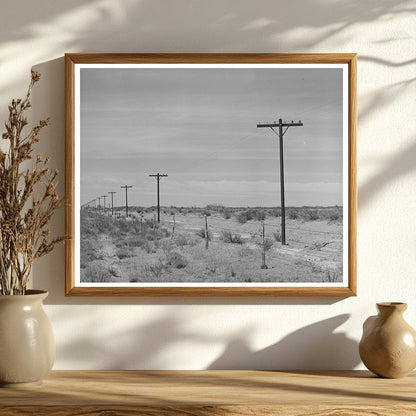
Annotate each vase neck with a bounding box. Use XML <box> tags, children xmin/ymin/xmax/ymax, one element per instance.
<box><xmin>377</xmin><ymin>302</ymin><xmax>407</xmax><ymax>317</ymax></box>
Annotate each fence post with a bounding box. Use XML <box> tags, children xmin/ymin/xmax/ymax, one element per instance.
<box><xmin>261</xmin><ymin>221</ymin><xmax>268</xmax><ymax>269</ymax></box>
<box><xmin>204</xmin><ymin>215</ymin><xmax>209</xmax><ymax>249</ymax></box>
<box><xmin>171</xmin><ymin>214</ymin><xmax>176</xmax><ymax>240</ymax></box>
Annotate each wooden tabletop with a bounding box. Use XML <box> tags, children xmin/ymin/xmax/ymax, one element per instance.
<box><xmin>1</xmin><ymin>370</ymin><xmax>415</xmax><ymax>415</ymax></box>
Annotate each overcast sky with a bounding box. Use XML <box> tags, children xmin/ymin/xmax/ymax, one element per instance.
<box><xmin>80</xmin><ymin>66</ymin><xmax>343</xmax><ymax>208</ymax></box>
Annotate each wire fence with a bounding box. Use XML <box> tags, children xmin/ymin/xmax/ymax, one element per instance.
<box><xmin>159</xmin><ymin>214</ymin><xmax>342</xmax><ymax>252</ymax></box>
<box><xmin>82</xmin><ymin>207</ymin><xmax>342</xmax><ymax>254</ymax></box>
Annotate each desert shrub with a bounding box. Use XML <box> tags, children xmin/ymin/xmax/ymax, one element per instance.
<box><xmin>255</xmin><ymin>236</ymin><xmax>274</xmax><ymax>253</ymax></box>
<box><xmin>159</xmin><ymin>239</ymin><xmax>174</xmax><ymax>255</ymax></box>
<box><xmin>236</xmin><ymin>210</ymin><xmax>251</xmax><ymax>224</ymax></box>
<box><xmin>269</xmin><ymin>208</ymin><xmax>281</xmax><ymax>217</ymax></box>
<box><xmin>80</xmin><ymin>215</ymin><xmax>95</xmax><ymax>238</ymax></box>
<box><xmin>263</xmin><ymin>238</ymin><xmax>274</xmax><ymax>252</ymax></box>
<box><xmin>147</xmin><ymin>241</ymin><xmax>157</xmax><ymax>253</ymax></box>
<box><xmin>206</xmin><ymin>204</ymin><xmax>225</xmax><ymax>212</ymax></box>
<box><xmin>238</xmin><ymin>246</ymin><xmax>255</xmax><ymax>258</ymax></box>
<box><xmin>325</xmin><ymin>207</ymin><xmax>343</xmax><ymax>223</ymax></box>
<box><xmin>321</xmin><ymin>265</ymin><xmax>342</xmax><ymax>282</ymax></box>
<box><xmin>196</xmin><ymin>228</ymin><xmax>208</xmax><ymax>239</ymax></box>
<box><xmin>227</xmin><ymin>266</ymin><xmax>236</xmax><ymax>278</ymax></box>
<box><xmin>223</xmin><ymin>210</ymin><xmax>232</xmax><ymax>219</ymax></box>
<box><xmin>125</xmin><ymin>236</ymin><xmax>145</xmax><ymax>247</ymax></box>
<box><xmin>83</xmin><ymin>264</ymin><xmax>112</xmax><ymax>283</ymax></box>
<box><xmin>167</xmin><ymin>252</ymin><xmax>187</xmax><ymax>269</ymax></box>
<box><xmin>143</xmin><ymin>219</ymin><xmax>153</xmax><ymax>227</ymax></box>
<box><xmin>328</xmin><ymin>211</ymin><xmax>342</xmax><ymax>222</ymax></box>
<box><xmin>130</xmin><ymin>220</ymin><xmax>147</xmax><ymax>234</ymax></box>
<box><xmin>160</xmin><ymin>227</ymin><xmax>170</xmax><ymax>238</ymax></box>
<box><xmin>288</xmin><ymin>209</ymin><xmax>299</xmax><ymax>220</ymax></box>
<box><xmin>255</xmin><ymin>210</ymin><xmax>266</xmax><ymax>221</ymax></box>
<box><xmin>114</xmin><ymin>218</ymin><xmax>131</xmax><ymax>233</ymax></box>
<box><xmin>116</xmin><ymin>248</ymin><xmax>132</xmax><ymax>259</ymax></box>
<box><xmin>143</xmin><ymin>259</ymin><xmax>166</xmax><ymax>279</ymax></box>
<box><xmin>273</xmin><ymin>230</ymin><xmax>281</xmax><ymax>242</ymax></box>
<box><xmin>310</xmin><ymin>210</ymin><xmax>320</xmax><ymax>221</ymax></box>
<box><xmin>175</xmin><ymin>233</ymin><xmax>194</xmax><ymax>247</ymax></box>
<box><xmin>285</xmin><ymin>207</ymin><xmax>343</xmax><ymax>223</ymax></box>
<box><xmin>80</xmin><ymin>238</ymin><xmax>103</xmax><ymax>264</ymax></box>
<box><xmin>94</xmin><ymin>215</ymin><xmax>115</xmax><ymax>234</ymax></box>
<box><xmin>237</xmin><ymin>209</ymin><xmax>264</xmax><ymax>223</ymax></box>
<box><xmin>205</xmin><ymin>259</ymin><xmax>217</xmax><ymax>274</ymax></box>
<box><xmin>81</xmin><ymin>211</ymin><xmax>118</xmax><ymax>237</ymax></box>
<box><xmin>108</xmin><ymin>267</ymin><xmax>119</xmax><ymax>277</ymax></box>
<box><xmin>114</xmin><ymin>239</ymin><xmax>126</xmax><ymax>248</ymax></box>
<box><xmin>301</xmin><ymin>209</ymin><xmax>319</xmax><ymax>221</ymax></box>
<box><xmin>221</xmin><ymin>230</ymin><xmax>243</xmax><ymax>244</ymax></box>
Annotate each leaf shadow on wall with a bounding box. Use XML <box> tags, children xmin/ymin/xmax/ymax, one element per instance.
<box><xmin>54</xmin><ymin>312</ymin><xmax>214</xmax><ymax>369</ymax></box>
<box><xmin>208</xmin><ymin>314</ymin><xmax>360</xmax><ymax>370</ymax></box>
<box><xmin>358</xmin><ymin>139</ymin><xmax>416</xmax><ymax>210</ymax></box>
<box><xmin>53</xmin><ymin>308</ymin><xmax>359</xmax><ymax>370</ymax></box>
<box><xmin>0</xmin><ymin>0</ymin><xmax>413</xmax><ymax>97</ymax></box>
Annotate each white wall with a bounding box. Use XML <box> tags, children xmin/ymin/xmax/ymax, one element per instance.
<box><xmin>1</xmin><ymin>0</ymin><xmax>415</xmax><ymax>370</ymax></box>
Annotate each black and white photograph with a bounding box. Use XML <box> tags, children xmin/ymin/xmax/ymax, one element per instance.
<box><xmin>65</xmin><ymin>54</ymin><xmax>356</xmax><ymax>295</ymax></box>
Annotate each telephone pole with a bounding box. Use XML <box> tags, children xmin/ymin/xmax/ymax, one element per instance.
<box><xmin>120</xmin><ymin>185</ymin><xmax>132</xmax><ymax>218</ymax></box>
<box><xmin>108</xmin><ymin>191</ymin><xmax>116</xmax><ymax>216</ymax></box>
<box><xmin>149</xmin><ymin>173</ymin><xmax>168</xmax><ymax>223</ymax></box>
<box><xmin>101</xmin><ymin>195</ymin><xmax>107</xmax><ymax>215</ymax></box>
<box><xmin>97</xmin><ymin>196</ymin><xmax>102</xmax><ymax>213</ymax></box>
<box><xmin>257</xmin><ymin>118</ymin><xmax>303</xmax><ymax>245</ymax></box>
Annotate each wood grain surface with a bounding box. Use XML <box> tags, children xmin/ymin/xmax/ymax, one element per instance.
<box><xmin>1</xmin><ymin>370</ymin><xmax>415</xmax><ymax>415</ymax></box>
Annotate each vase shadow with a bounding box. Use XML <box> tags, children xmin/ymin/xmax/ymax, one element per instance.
<box><xmin>208</xmin><ymin>314</ymin><xmax>360</xmax><ymax>371</ymax></box>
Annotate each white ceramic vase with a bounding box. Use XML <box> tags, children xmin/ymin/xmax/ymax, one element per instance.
<box><xmin>0</xmin><ymin>290</ymin><xmax>55</xmax><ymax>387</ymax></box>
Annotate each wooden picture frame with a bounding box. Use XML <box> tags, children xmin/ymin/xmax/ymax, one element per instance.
<box><xmin>65</xmin><ymin>53</ymin><xmax>356</xmax><ymax>296</ymax></box>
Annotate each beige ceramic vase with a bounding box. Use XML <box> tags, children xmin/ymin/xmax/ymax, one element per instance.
<box><xmin>0</xmin><ymin>290</ymin><xmax>55</xmax><ymax>387</ymax></box>
<box><xmin>359</xmin><ymin>302</ymin><xmax>416</xmax><ymax>378</ymax></box>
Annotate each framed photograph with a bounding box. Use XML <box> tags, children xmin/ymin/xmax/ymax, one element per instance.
<box><xmin>65</xmin><ymin>53</ymin><xmax>356</xmax><ymax>296</ymax></box>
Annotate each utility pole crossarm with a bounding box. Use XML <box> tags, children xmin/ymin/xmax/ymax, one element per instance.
<box><xmin>149</xmin><ymin>174</ymin><xmax>168</xmax><ymax>178</ymax></box>
<box><xmin>257</xmin><ymin>121</ymin><xmax>303</xmax><ymax>128</ymax></box>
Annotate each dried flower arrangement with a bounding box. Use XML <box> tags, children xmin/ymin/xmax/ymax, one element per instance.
<box><xmin>0</xmin><ymin>71</ymin><xmax>65</xmax><ymax>295</ymax></box>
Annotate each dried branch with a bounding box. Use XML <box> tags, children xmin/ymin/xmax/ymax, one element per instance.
<box><xmin>0</xmin><ymin>71</ymin><xmax>66</xmax><ymax>295</ymax></box>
